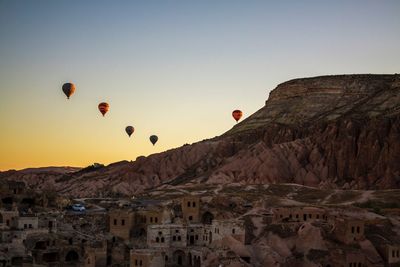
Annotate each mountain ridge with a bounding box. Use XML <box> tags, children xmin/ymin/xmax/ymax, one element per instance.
<box><xmin>2</xmin><ymin>74</ymin><xmax>399</xmax><ymax>197</ymax></box>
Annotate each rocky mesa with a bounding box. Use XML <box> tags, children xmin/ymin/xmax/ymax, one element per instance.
<box><xmin>1</xmin><ymin>74</ymin><xmax>400</xmax><ymax>197</ymax></box>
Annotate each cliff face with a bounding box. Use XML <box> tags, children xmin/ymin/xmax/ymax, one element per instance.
<box><xmin>2</xmin><ymin>74</ymin><xmax>399</xmax><ymax>196</ymax></box>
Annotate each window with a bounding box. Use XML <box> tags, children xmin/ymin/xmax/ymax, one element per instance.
<box><xmin>155</xmin><ymin>217</ymin><xmax>158</xmax><ymax>223</ymax></box>
<box><xmin>150</xmin><ymin>217</ymin><xmax>153</xmax><ymax>223</ymax></box>
<box><xmin>24</xmin><ymin>224</ymin><xmax>27</xmax><ymax>229</ymax></box>
<box><xmin>161</xmin><ymin>237</ymin><xmax>165</xmax><ymax>243</ymax></box>
<box><xmin>356</xmin><ymin>226</ymin><xmax>360</xmax><ymax>233</ymax></box>
<box><xmin>296</xmin><ymin>214</ymin><xmax>299</xmax><ymax>219</ymax></box>
<box><xmin>165</xmin><ymin>256</ymin><xmax>168</xmax><ymax>261</ymax></box>
<box><xmin>178</xmin><ymin>236</ymin><xmax>181</xmax><ymax>241</ymax></box>
<box><xmin>232</xmin><ymin>228</ymin><xmax>236</xmax><ymax>234</ymax></box>
<box><xmin>188</xmin><ymin>201</ymin><xmax>191</xmax><ymax>207</ymax></box>
<box><xmin>158</xmin><ymin>231</ymin><xmax>162</xmax><ymax>235</ymax></box>
<box><xmin>397</xmin><ymin>250</ymin><xmax>399</xmax><ymax>257</ymax></box>
<box><xmin>193</xmin><ymin>202</ymin><xmax>196</xmax><ymax>207</ymax></box>
<box><xmin>351</xmin><ymin>226</ymin><xmax>355</xmax><ymax>234</ymax></box>
<box><xmin>195</xmin><ymin>235</ymin><xmax>198</xmax><ymax>240</ymax></box>
<box><xmin>173</xmin><ymin>236</ymin><xmax>176</xmax><ymax>241</ymax></box>
<box><xmin>29</xmin><ymin>224</ymin><xmax>32</xmax><ymax>228</ymax></box>
<box><xmin>156</xmin><ymin>237</ymin><xmax>160</xmax><ymax>243</ymax></box>
<box><xmin>114</xmin><ymin>219</ymin><xmax>117</xmax><ymax>225</ymax></box>
<box><xmin>309</xmin><ymin>214</ymin><xmax>312</xmax><ymax>218</ymax></box>
<box><xmin>393</xmin><ymin>250</ymin><xmax>395</xmax><ymax>257</ymax></box>
<box><xmin>176</xmin><ymin>230</ymin><xmax>179</xmax><ymax>233</ymax></box>
<box><xmin>121</xmin><ymin>219</ymin><xmax>125</xmax><ymax>226</ymax></box>
<box><xmin>317</xmin><ymin>215</ymin><xmax>320</xmax><ymax>219</ymax></box>
<box><xmin>139</xmin><ymin>260</ymin><xmax>142</xmax><ymax>266</ymax></box>
<box><xmin>189</xmin><ymin>216</ymin><xmax>193</xmax><ymax>221</ymax></box>
<box><xmin>135</xmin><ymin>259</ymin><xmax>138</xmax><ymax>266</ymax></box>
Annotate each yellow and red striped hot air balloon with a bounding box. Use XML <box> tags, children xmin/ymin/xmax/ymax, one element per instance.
<box><xmin>232</xmin><ymin>109</ymin><xmax>243</xmax><ymax>122</ymax></box>
<box><xmin>98</xmin><ymin>102</ymin><xmax>109</xmax><ymax>117</ymax></box>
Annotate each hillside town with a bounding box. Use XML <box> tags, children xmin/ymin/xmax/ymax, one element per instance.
<box><xmin>1</xmin><ymin>180</ymin><xmax>400</xmax><ymax>267</ymax></box>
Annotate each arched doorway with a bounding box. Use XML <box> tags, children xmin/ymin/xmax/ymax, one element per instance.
<box><xmin>21</xmin><ymin>198</ymin><xmax>35</xmax><ymax>205</ymax></box>
<box><xmin>188</xmin><ymin>252</ymin><xmax>192</xmax><ymax>266</ymax></box>
<box><xmin>202</xmin><ymin>211</ymin><xmax>214</xmax><ymax>225</ymax></box>
<box><xmin>173</xmin><ymin>250</ymin><xmax>185</xmax><ymax>266</ymax></box>
<box><xmin>194</xmin><ymin>256</ymin><xmax>201</xmax><ymax>267</ymax></box>
<box><xmin>42</xmin><ymin>252</ymin><xmax>59</xmax><ymax>263</ymax></box>
<box><xmin>11</xmin><ymin>257</ymin><xmax>23</xmax><ymax>266</ymax></box>
<box><xmin>65</xmin><ymin>250</ymin><xmax>79</xmax><ymax>262</ymax></box>
<box><xmin>1</xmin><ymin>197</ymin><xmax>13</xmax><ymax>205</ymax></box>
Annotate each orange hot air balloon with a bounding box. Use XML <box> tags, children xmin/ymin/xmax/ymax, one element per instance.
<box><xmin>232</xmin><ymin>110</ymin><xmax>243</xmax><ymax>122</ymax></box>
<box><xmin>62</xmin><ymin>83</ymin><xmax>76</xmax><ymax>99</ymax></box>
<box><xmin>98</xmin><ymin>102</ymin><xmax>110</xmax><ymax>117</ymax></box>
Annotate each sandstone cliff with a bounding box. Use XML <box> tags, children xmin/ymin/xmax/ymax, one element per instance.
<box><xmin>1</xmin><ymin>74</ymin><xmax>399</xmax><ymax>196</ymax></box>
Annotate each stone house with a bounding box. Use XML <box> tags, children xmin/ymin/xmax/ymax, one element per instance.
<box><xmin>0</xmin><ymin>209</ymin><xmax>19</xmax><ymax>228</ymax></box>
<box><xmin>109</xmin><ymin>209</ymin><xmax>135</xmax><ymax>241</ymax></box>
<box><xmin>6</xmin><ymin>181</ymin><xmax>26</xmax><ymax>195</ymax></box>
<box><xmin>333</xmin><ymin>217</ymin><xmax>365</xmax><ymax>244</ymax></box>
<box><xmin>130</xmin><ymin>249</ymin><xmax>165</xmax><ymax>267</ymax></box>
<box><xmin>210</xmin><ymin>219</ymin><xmax>245</xmax><ymax>244</ymax></box>
<box><xmin>11</xmin><ymin>214</ymin><xmax>39</xmax><ymax>230</ymax></box>
<box><xmin>369</xmin><ymin>234</ymin><xmax>400</xmax><ymax>266</ymax></box>
<box><xmin>181</xmin><ymin>196</ymin><xmax>200</xmax><ymax>223</ymax></box>
<box><xmin>83</xmin><ymin>241</ymin><xmax>107</xmax><ymax>267</ymax></box>
<box><xmin>147</xmin><ymin>224</ymin><xmax>187</xmax><ymax>248</ymax></box>
<box><xmin>272</xmin><ymin>207</ymin><xmax>327</xmax><ymax>223</ymax></box>
<box><xmin>331</xmin><ymin>249</ymin><xmax>366</xmax><ymax>267</ymax></box>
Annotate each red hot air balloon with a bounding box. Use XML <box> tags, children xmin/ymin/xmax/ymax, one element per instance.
<box><xmin>232</xmin><ymin>110</ymin><xmax>243</xmax><ymax>122</ymax></box>
<box><xmin>62</xmin><ymin>83</ymin><xmax>76</xmax><ymax>99</ymax></box>
<box><xmin>98</xmin><ymin>102</ymin><xmax>110</xmax><ymax>117</ymax></box>
<box><xmin>125</xmin><ymin>126</ymin><xmax>134</xmax><ymax>137</ymax></box>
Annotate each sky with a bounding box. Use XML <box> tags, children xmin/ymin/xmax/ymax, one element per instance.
<box><xmin>0</xmin><ymin>0</ymin><xmax>399</xmax><ymax>171</ymax></box>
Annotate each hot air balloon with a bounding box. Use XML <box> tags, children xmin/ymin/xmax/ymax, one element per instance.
<box><xmin>149</xmin><ymin>135</ymin><xmax>158</xmax><ymax>145</ymax></box>
<box><xmin>98</xmin><ymin>102</ymin><xmax>109</xmax><ymax>117</ymax></box>
<box><xmin>232</xmin><ymin>110</ymin><xmax>243</xmax><ymax>122</ymax></box>
<box><xmin>125</xmin><ymin>126</ymin><xmax>134</xmax><ymax>137</ymax></box>
<box><xmin>62</xmin><ymin>83</ymin><xmax>76</xmax><ymax>99</ymax></box>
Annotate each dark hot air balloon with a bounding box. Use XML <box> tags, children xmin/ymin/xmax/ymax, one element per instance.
<box><xmin>232</xmin><ymin>110</ymin><xmax>243</xmax><ymax>122</ymax></box>
<box><xmin>125</xmin><ymin>126</ymin><xmax>134</xmax><ymax>137</ymax></box>
<box><xmin>149</xmin><ymin>135</ymin><xmax>158</xmax><ymax>145</ymax></box>
<box><xmin>98</xmin><ymin>102</ymin><xmax>109</xmax><ymax>117</ymax></box>
<box><xmin>62</xmin><ymin>83</ymin><xmax>76</xmax><ymax>99</ymax></box>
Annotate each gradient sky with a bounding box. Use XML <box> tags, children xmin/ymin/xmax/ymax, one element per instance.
<box><xmin>1</xmin><ymin>0</ymin><xmax>399</xmax><ymax>171</ymax></box>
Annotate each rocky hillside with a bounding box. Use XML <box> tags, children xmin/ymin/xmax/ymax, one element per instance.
<box><xmin>1</xmin><ymin>74</ymin><xmax>399</xmax><ymax>197</ymax></box>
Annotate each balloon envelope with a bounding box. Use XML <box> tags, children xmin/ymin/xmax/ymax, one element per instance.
<box><xmin>98</xmin><ymin>102</ymin><xmax>109</xmax><ymax>117</ymax></box>
<box><xmin>149</xmin><ymin>135</ymin><xmax>158</xmax><ymax>145</ymax></box>
<box><xmin>62</xmin><ymin>83</ymin><xmax>76</xmax><ymax>99</ymax></box>
<box><xmin>232</xmin><ymin>110</ymin><xmax>243</xmax><ymax>122</ymax></box>
<box><xmin>125</xmin><ymin>126</ymin><xmax>134</xmax><ymax>137</ymax></box>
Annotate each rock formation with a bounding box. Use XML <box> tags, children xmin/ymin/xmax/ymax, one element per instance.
<box><xmin>1</xmin><ymin>74</ymin><xmax>399</xmax><ymax>196</ymax></box>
